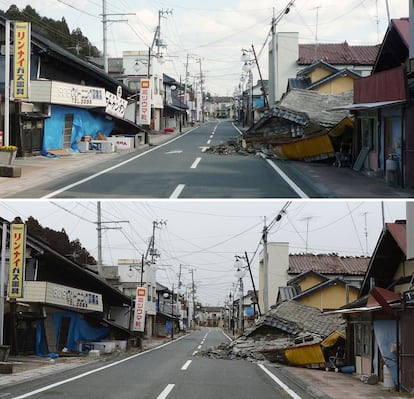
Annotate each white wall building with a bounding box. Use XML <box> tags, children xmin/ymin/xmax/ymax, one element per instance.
<box><xmin>117</xmin><ymin>258</ymin><xmax>157</xmax><ymax>337</ymax></box>
<box><xmin>268</xmin><ymin>32</ymin><xmax>299</xmax><ymax>105</ymax></box>
<box><xmin>122</xmin><ymin>51</ymin><xmax>164</xmax><ymax>131</ymax></box>
<box><xmin>258</xmin><ymin>242</ymin><xmax>290</xmax><ymax>312</ymax></box>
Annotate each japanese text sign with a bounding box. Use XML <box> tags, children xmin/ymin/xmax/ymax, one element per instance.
<box><xmin>138</xmin><ymin>79</ymin><xmax>151</xmax><ymax>125</ymax></box>
<box><xmin>133</xmin><ymin>287</ymin><xmax>147</xmax><ymax>332</ymax></box>
<box><xmin>13</xmin><ymin>21</ymin><xmax>30</xmax><ymax>99</ymax></box>
<box><xmin>8</xmin><ymin>223</ymin><xmax>26</xmax><ymax>298</ymax></box>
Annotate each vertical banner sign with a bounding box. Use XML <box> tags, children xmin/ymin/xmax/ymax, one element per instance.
<box><xmin>133</xmin><ymin>287</ymin><xmax>147</xmax><ymax>332</ymax></box>
<box><xmin>13</xmin><ymin>21</ymin><xmax>31</xmax><ymax>99</ymax></box>
<box><xmin>138</xmin><ymin>79</ymin><xmax>151</xmax><ymax>125</ymax></box>
<box><xmin>8</xmin><ymin>223</ymin><xmax>26</xmax><ymax>298</ymax></box>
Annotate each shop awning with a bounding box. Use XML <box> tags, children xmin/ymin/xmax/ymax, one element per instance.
<box><xmin>329</xmin><ymin>99</ymin><xmax>407</xmax><ymax>111</ymax></box>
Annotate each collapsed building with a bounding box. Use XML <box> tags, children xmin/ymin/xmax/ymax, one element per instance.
<box><xmin>241</xmin><ymin>89</ymin><xmax>354</xmax><ymax>162</ymax></box>
<box><xmin>201</xmin><ymin>301</ymin><xmax>346</xmax><ymax>370</ymax></box>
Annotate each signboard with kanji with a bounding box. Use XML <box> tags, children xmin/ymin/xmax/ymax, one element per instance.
<box><xmin>13</xmin><ymin>21</ymin><xmax>30</xmax><ymax>99</ymax></box>
<box><xmin>138</xmin><ymin>79</ymin><xmax>151</xmax><ymax>125</ymax></box>
<box><xmin>8</xmin><ymin>223</ymin><xmax>26</xmax><ymax>298</ymax></box>
<box><xmin>133</xmin><ymin>287</ymin><xmax>147</xmax><ymax>332</ymax></box>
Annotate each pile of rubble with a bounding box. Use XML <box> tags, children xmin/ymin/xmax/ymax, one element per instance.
<box><xmin>198</xmin><ymin>301</ymin><xmax>346</xmax><ymax>368</ymax></box>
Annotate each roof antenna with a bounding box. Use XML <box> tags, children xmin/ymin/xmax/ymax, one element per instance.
<box><xmin>312</xmin><ymin>6</ymin><xmax>321</xmax><ymax>62</ymax></box>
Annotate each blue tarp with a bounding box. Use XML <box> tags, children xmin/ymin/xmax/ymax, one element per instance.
<box><xmin>42</xmin><ymin>105</ymin><xmax>115</xmax><ymax>156</ymax></box>
<box><xmin>36</xmin><ymin>312</ymin><xmax>110</xmax><ymax>355</ymax></box>
<box><xmin>373</xmin><ymin>320</ymin><xmax>398</xmax><ymax>385</ymax></box>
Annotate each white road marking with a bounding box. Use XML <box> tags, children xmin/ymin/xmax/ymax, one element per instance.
<box><xmin>199</xmin><ymin>146</ymin><xmax>209</xmax><ymax>152</ymax></box>
<box><xmin>191</xmin><ymin>157</ymin><xmax>201</xmax><ymax>169</ymax></box>
<box><xmin>157</xmin><ymin>384</ymin><xmax>175</xmax><ymax>399</ymax></box>
<box><xmin>41</xmin><ymin>126</ymin><xmax>200</xmax><ymax>199</ymax></box>
<box><xmin>165</xmin><ymin>150</ymin><xmax>183</xmax><ymax>154</ymax></box>
<box><xmin>231</xmin><ymin>122</ymin><xmax>243</xmax><ymax>135</ymax></box>
<box><xmin>10</xmin><ymin>335</ymin><xmax>187</xmax><ymax>398</ymax></box>
<box><xmin>257</xmin><ymin>364</ymin><xmax>302</xmax><ymax>399</ymax></box>
<box><xmin>197</xmin><ymin>344</ymin><xmax>202</xmax><ymax>349</ymax></box>
<box><xmin>262</xmin><ymin>155</ymin><xmax>309</xmax><ymax>199</ymax></box>
<box><xmin>169</xmin><ymin>184</ymin><xmax>186</xmax><ymax>198</ymax></box>
<box><xmin>207</xmin><ymin>139</ymin><xmax>211</xmax><ymax>145</ymax></box>
<box><xmin>210</xmin><ymin>134</ymin><xmax>214</xmax><ymax>138</ymax></box>
<box><xmin>192</xmin><ymin>350</ymin><xmax>198</xmax><ymax>356</ymax></box>
<box><xmin>181</xmin><ymin>360</ymin><xmax>192</xmax><ymax>370</ymax></box>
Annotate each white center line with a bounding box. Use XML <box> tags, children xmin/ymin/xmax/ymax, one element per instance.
<box><xmin>192</xmin><ymin>350</ymin><xmax>198</xmax><ymax>356</ymax></box>
<box><xmin>157</xmin><ymin>384</ymin><xmax>175</xmax><ymax>399</ymax></box>
<box><xmin>169</xmin><ymin>184</ymin><xmax>185</xmax><ymax>198</ymax></box>
<box><xmin>191</xmin><ymin>157</ymin><xmax>201</xmax><ymax>169</ymax></box>
<box><xmin>210</xmin><ymin>134</ymin><xmax>214</xmax><ymax>138</ymax></box>
<box><xmin>207</xmin><ymin>139</ymin><xmax>211</xmax><ymax>145</ymax></box>
<box><xmin>197</xmin><ymin>344</ymin><xmax>202</xmax><ymax>349</ymax></box>
<box><xmin>181</xmin><ymin>360</ymin><xmax>192</xmax><ymax>370</ymax></box>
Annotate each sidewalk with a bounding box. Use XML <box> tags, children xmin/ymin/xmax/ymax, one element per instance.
<box><xmin>0</xmin><ymin>336</ymin><xmax>170</xmax><ymax>389</ymax></box>
<box><xmin>0</xmin><ymin>129</ymin><xmax>188</xmax><ymax>198</ymax></box>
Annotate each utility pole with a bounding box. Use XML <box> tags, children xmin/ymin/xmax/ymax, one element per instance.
<box><xmin>238</xmin><ymin>276</ymin><xmax>244</xmax><ymax>333</ymax></box>
<box><xmin>191</xmin><ymin>268</ymin><xmax>196</xmax><ymax>328</ymax></box>
<box><xmin>97</xmin><ymin>202</ymin><xmax>103</xmax><ymax>275</ymax></box>
<box><xmin>0</xmin><ymin>222</ymin><xmax>7</xmax><ymax>345</ymax></box>
<box><xmin>198</xmin><ymin>58</ymin><xmax>205</xmax><ymax>123</ymax></box>
<box><xmin>269</xmin><ymin>1</ymin><xmax>295</xmax><ymax>104</ymax></box>
<box><xmin>184</xmin><ymin>54</ymin><xmax>189</xmax><ymax>122</ymax></box>
<box><xmin>244</xmin><ymin>251</ymin><xmax>261</xmax><ymax>316</ymax></box>
<box><xmin>96</xmin><ymin>202</ymin><xmax>128</xmax><ymax>275</ymax></box>
<box><xmin>145</xmin><ymin>220</ymin><xmax>166</xmax><ymax>263</ymax></box>
<box><xmin>262</xmin><ymin>218</ymin><xmax>269</xmax><ymax>313</ymax></box>
<box><xmin>101</xmin><ymin>1</ymin><xmax>135</xmax><ymax>73</ymax></box>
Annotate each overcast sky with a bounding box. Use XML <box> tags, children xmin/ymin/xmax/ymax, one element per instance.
<box><xmin>0</xmin><ymin>199</ymin><xmax>409</xmax><ymax>305</ymax></box>
<box><xmin>3</xmin><ymin>0</ymin><xmax>409</xmax><ymax>95</ymax></box>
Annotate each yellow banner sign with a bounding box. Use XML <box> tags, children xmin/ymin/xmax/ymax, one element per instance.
<box><xmin>13</xmin><ymin>21</ymin><xmax>30</xmax><ymax>99</ymax></box>
<box><xmin>8</xmin><ymin>223</ymin><xmax>26</xmax><ymax>298</ymax></box>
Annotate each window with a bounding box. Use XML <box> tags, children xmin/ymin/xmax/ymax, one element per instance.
<box><xmin>354</xmin><ymin>322</ymin><xmax>371</xmax><ymax>356</ymax></box>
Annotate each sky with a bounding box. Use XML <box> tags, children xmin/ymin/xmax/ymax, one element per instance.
<box><xmin>0</xmin><ymin>0</ymin><xmax>409</xmax><ymax>95</ymax></box>
<box><xmin>0</xmin><ymin>199</ymin><xmax>409</xmax><ymax>306</ymax></box>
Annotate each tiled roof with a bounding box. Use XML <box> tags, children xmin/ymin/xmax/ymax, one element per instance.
<box><xmin>298</xmin><ymin>42</ymin><xmax>379</xmax><ymax>66</ymax></box>
<box><xmin>256</xmin><ymin>301</ymin><xmax>346</xmax><ymax>337</ymax></box>
<box><xmin>288</xmin><ymin>253</ymin><xmax>370</xmax><ymax>276</ymax></box>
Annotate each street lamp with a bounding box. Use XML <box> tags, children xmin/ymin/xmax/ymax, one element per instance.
<box><xmin>234</xmin><ymin>252</ymin><xmax>261</xmax><ymax>317</ymax></box>
<box><xmin>127</xmin><ymin>254</ymin><xmax>145</xmax><ymax>286</ymax></box>
<box><xmin>234</xmin><ymin>263</ymin><xmax>244</xmax><ymax>334</ymax></box>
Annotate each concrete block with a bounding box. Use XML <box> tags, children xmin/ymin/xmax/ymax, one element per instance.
<box><xmin>0</xmin><ymin>165</ymin><xmax>21</xmax><ymax>177</ymax></box>
<box><xmin>88</xmin><ymin>349</ymin><xmax>100</xmax><ymax>357</ymax></box>
<box><xmin>0</xmin><ymin>361</ymin><xmax>13</xmax><ymax>374</ymax></box>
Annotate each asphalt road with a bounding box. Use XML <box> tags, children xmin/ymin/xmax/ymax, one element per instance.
<box><xmin>11</xmin><ymin>121</ymin><xmax>320</xmax><ymax>198</ymax></box>
<box><xmin>2</xmin><ymin>328</ymin><xmax>318</xmax><ymax>399</ymax></box>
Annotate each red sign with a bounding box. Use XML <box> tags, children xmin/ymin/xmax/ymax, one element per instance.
<box><xmin>133</xmin><ymin>287</ymin><xmax>147</xmax><ymax>332</ymax></box>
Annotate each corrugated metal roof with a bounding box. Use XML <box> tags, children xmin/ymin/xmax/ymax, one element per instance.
<box><xmin>298</xmin><ymin>42</ymin><xmax>379</xmax><ymax>66</ymax></box>
<box><xmin>386</xmin><ymin>221</ymin><xmax>407</xmax><ymax>256</ymax></box>
<box><xmin>288</xmin><ymin>253</ymin><xmax>369</xmax><ymax>275</ymax></box>
<box><xmin>393</xmin><ymin>18</ymin><xmax>409</xmax><ymax>47</ymax></box>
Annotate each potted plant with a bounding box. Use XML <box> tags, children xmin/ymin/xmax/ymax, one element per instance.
<box><xmin>0</xmin><ymin>145</ymin><xmax>18</xmax><ymax>165</ymax></box>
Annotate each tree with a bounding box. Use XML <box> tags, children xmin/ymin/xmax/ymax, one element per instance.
<box><xmin>4</xmin><ymin>5</ymin><xmax>101</xmax><ymax>58</ymax></box>
<box><xmin>26</xmin><ymin>216</ymin><xmax>97</xmax><ymax>266</ymax></box>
